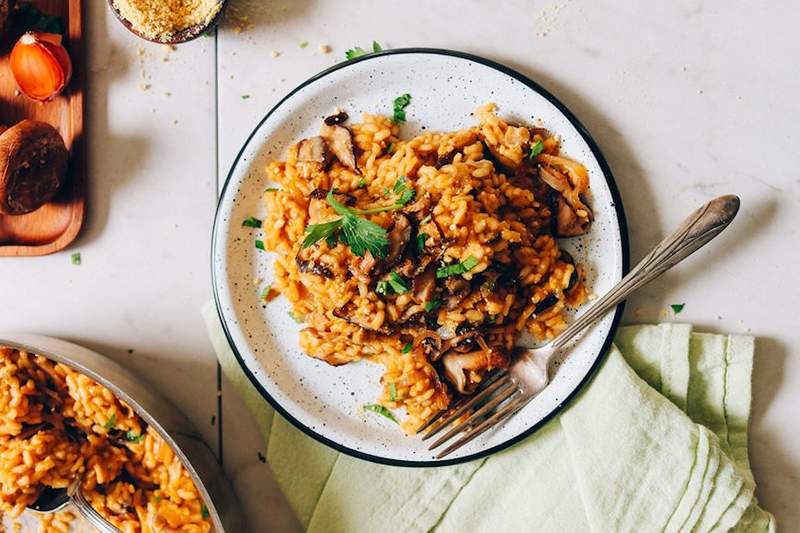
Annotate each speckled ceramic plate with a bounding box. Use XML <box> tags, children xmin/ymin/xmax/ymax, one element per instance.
<box><xmin>212</xmin><ymin>49</ymin><xmax>629</xmax><ymax>466</ymax></box>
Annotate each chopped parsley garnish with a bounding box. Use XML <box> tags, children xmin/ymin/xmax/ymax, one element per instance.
<box><xmin>242</xmin><ymin>216</ymin><xmax>261</xmax><ymax>228</ymax></box>
<box><xmin>303</xmin><ymin>191</ymin><xmax>406</xmax><ymax>258</ymax></box>
<box><xmin>70</xmin><ymin>252</ymin><xmax>81</xmax><ymax>266</ymax></box>
<box><xmin>424</xmin><ymin>300</ymin><xmax>442</xmax><ymax>312</ymax></box>
<box><xmin>392</xmin><ymin>93</ymin><xmax>412</xmax><ymax>122</ymax></box>
<box><xmin>671</xmin><ymin>303</ymin><xmax>685</xmax><ymax>314</ymax></box>
<box><xmin>255</xmin><ymin>239</ymin><xmax>265</xmax><ymax>251</ymax></box>
<box><xmin>392</xmin><ymin>176</ymin><xmax>415</xmax><ymax>206</ymax></box>
<box><xmin>264</xmin><ymin>187</ymin><xmax>279</xmax><ymax>193</ymax></box>
<box><xmin>241</xmin><ymin>94</ymin><xmax>251</xmax><ymax>100</ymax></box>
<box><xmin>388</xmin><ymin>382</ymin><xmax>397</xmax><ymax>401</ymax></box>
<box><xmin>486</xmin><ymin>314</ymin><xmax>497</xmax><ymax>323</ymax></box>
<box><xmin>375</xmin><ymin>280</ymin><xmax>389</xmax><ymax>296</ymax></box>
<box><xmin>529</xmin><ymin>140</ymin><xmax>544</xmax><ymax>159</ymax></box>
<box><xmin>401</xmin><ymin>342</ymin><xmax>413</xmax><ymax>353</ymax></box>
<box><xmin>288</xmin><ymin>311</ymin><xmax>305</xmax><ymax>323</ymax></box>
<box><xmin>257</xmin><ymin>451</ymin><xmax>266</xmax><ymax>463</ymax></box>
<box><xmin>345</xmin><ymin>40</ymin><xmax>383</xmax><ymax>59</ymax></box>
<box><xmin>201</xmin><ymin>504</ymin><xmax>210</xmax><ymax>519</ymax></box>
<box><xmin>104</xmin><ymin>414</ymin><xmax>117</xmax><ymax>430</ymax></box>
<box><xmin>416</xmin><ymin>232</ymin><xmax>429</xmax><ymax>254</ymax></box>
<box><xmin>386</xmin><ymin>142</ymin><xmax>394</xmax><ymax>153</ymax></box>
<box><xmin>299</xmin><ymin>41</ymin><xmax>309</xmax><ymax>48</ymax></box>
<box><xmin>260</xmin><ymin>284</ymin><xmax>272</xmax><ymax>300</ymax></box>
<box><xmin>357</xmin><ymin>178</ymin><xmax>367</xmax><ymax>188</ymax></box>
<box><xmin>124</xmin><ymin>431</ymin><xmax>145</xmax><ymax>443</ymax></box>
<box><xmin>363</xmin><ymin>403</ymin><xmax>398</xmax><ymax>424</ymax></box>
<box><xmin>436</xmin><ymin>256</ymin><xmax>480</xmax><ymax>279</ymax></box>
<box><xmin>387</xmin><ymin>272</ymin><xmax>410</xmax><ymax>294</ymax></box>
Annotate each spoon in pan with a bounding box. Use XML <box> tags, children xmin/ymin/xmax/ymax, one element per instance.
<box><xmin>29</xmin><ymin>479</ymin><xmax>122</xmax><ymax>533</ymax></box>
<box><xmin>107</xmin><ymin>0</ymin><xmax>228</xmax><ymax>44</ymax></box>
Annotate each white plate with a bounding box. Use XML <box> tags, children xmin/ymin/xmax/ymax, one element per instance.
<box><xmin>212</xmin><ymin>49</ymin><xmax>629</xmax><ymax>466</ymax></box>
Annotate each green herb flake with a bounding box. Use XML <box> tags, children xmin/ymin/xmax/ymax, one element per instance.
<box><xmin>386</xmin><ymin>142</ymin><xmax>394</xmax><ymax>153</ymax></box>
<box><xmin>388</xmin><ymin>382</ymin><xmax>397</xmax><ymax>401</ymax></box>
<box><xmin>363</xmin><ymin>403</ymin><xmax>399</xmax><ymax>424</ymax></box>
<box><xmin>299</xmin><ymin>41</ymin><xmax>309</xmax><ymax>48</ymax></box>
<box><xmin>529</xmin><ymin>140</ymin><xmax>544</xmax><ymax>159</ymax></box>
<box><xmin>392</xmin><ymin>176</ymin><xmax>415</xmax><ymax>206</ymax></box>
<box><xmin>257</xmin><ymin>451</ymin><xmax>266</xmax><ymax>463</ymax></box>
<box><xmin>436</xmin><ymin>255</ymin><xmax>480</xmax><ymax>279</ymax></box>
<box><xmin>155</xmin><ymin>495</ymin><xmax>162</xmax><ymax>503</ymax></box>
<box><xmin>70</xmin><ymin>252</ymin><xmax>81</xmax><ymax>266</ymax></box>
<box><xmin>375</xmin><ymin>280</ymin><xmax>390</xmax><ymax>296</ymax></box>
<box><xmin>241</xmin><ymin>94</ymin><xmax>251</xmax><ymax>100</ymax></box>
<box><xmin>392</xmin><ymin>93</ymin><xmax>412</xmax><ymax>123</ymax></box>
<box><xmin>486</xmin><ymin>314</ymin><xmax>497</xmax><ymax>323</ymax></box>
<box><xmin>416</xmin><ymin>232</ymin><xmax>429</xmax><ymax>254</ymax></box>
<box><xmin>345</xmin><ymin>46</ymin><xmax>368</xmax><ymax>59</ymax></box>
<box><xmin>255</xmin><ymin>239</ymin><xmax>266</xmax><ymax>251</ymax></box>
<box><xmin>671</xmin><ymin>303</ymin><xmax>686</xmax><ymax>314</ymax></box>
<box><xmin>288</xmin><ymin>311</ymin><xmax>305</xmax><ymax>323</ymax></box>
<box><xmin>357</xmin><ymin>178</ymin><xmax>367</xmax><ymax>188</ymax></box>
<box><xmin>264</xmin><ymin>187</ymin><xmax>279</xmax><ymax>193</ymax></box>
<box><xmin>201</xmin><ymin>504</ymin><xmax>210</xmax><ymax>519</ymax></box>
<box><xmin>372</xmin><ymin>41</ymin><xmax>383</xmax><ymax>52</ymax></box>
<box><xmin>401</xmin><ymin>342</ymin><xmax>413</xmax><ymax>353</ymax></box>
<box><xmin>124</xmin><ymin>431</ymin><xmax>145</xmax><ymax>443</ymax></box>
<box><xmin>242</xmin><ymin>216</ymin><xmax>262</xmax><ymax>228</ymax></box>
<box><xmin>424</xmin><ymin>300</ymin><xmax>442</xmax><ymax>312</ymax></box>
<box><xmin>387</xmin><ymin>272</ymin><xmax>410</xmax><ymax>294</ymax></box>
<box><xmin>260</xmin><ymin>284</ymin><xmax>272</xmax><ymax>301</ymax></box>
<box><xmin>104</xmin><ymin>414</ymin><xmax>117</xmax><ymax>430</ymax></box>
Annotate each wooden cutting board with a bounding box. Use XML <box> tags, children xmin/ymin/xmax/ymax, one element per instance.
<box><xmin>0</xmin><ymin>0</ymin><xmax>84</xmax><ymax>257</ymax></box>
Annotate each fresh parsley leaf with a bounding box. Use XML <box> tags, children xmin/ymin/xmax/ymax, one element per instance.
<box><xmin>299</xmin><ymin>41</ymin><xmax>309</xmax><ymax>48</ymax></box>
<box><xmin>375</xmin><ymin>280</ymin><xmax>390</xmax><ymax>296</ymax></box>
<box><xmin>392</xmin><ymin>93</ymin><xmax>411</xmax><ymax>122</ymax></box>
<box><xmin>392</xmin><ymin>176</ymin><xmax>407</xmax><ymax>194</ymax></box>
<box><xmin>401</xmin><ymin>342</ymin><xmax>413</xmax><ymax>353</ymax></box>
<box><xmin>255</xmin><ymin>239</ymin><xmax>265</xmax><ymax>251</ymax></box>
<box><xmin>424</xmin><ymin>300</ymin><xmax>442</xmax><ymax>312</ymax></box>
<box><xmin>341</xmin><ymin>213</ymin><xmax>390</xmax><ymax>257</ymax></box>
<box><xmin>242</xmin><ymin>216</ymin><xmax>261</xmax><ymax>228</ymax></box>
<box><xmin>387</xmin><ymin>272</ymin><xmax>410</xmax><ymax>294</ymax></box>
<box><xmin>345</xmin><ymin>46</ymin><xmax>368</xmax><ymax>59</ymax></box>
<box><xmin>671</xmin><ymin>303</ymin><xmax>685</xmax><ymax>314</ymax></box>
<box><xmin>257</xmin><ymin>451</ymin><xmax>266</xmax><ymax>463</ymax></box>
<box><xmin>388</xmin><ymin>382</ymin><xmax>397</xmax><ymax>401</ymax></box>
<box><xmin>288</xmin><ymin>311</ymin><xmax>305</xmax><ymax>323</ymax></box>
<box><xmin>392</xmin><ymin>176</ymin><xmax>416</xmax><ymax>206</ymax></box>
<box><xmin>529</xmin><ymin>140</ymin><xmax>544</xmax><ymax>159</ymax></box>
<box><xmin>303</xmin><ymin>218</ymin><xmax>343</xmax><ymax>249</ymax></box>
<box><xmin>436</xmin><ymin>256</ymin><xmax>480</xmax><ymax>279</ymax></box>
<box><xmin>372</xmin><ymin>41</ymin><xmax>383</xmax><ymax>52</ymax></box>
<box><xmin>124</xmin><ymin>430</ymin><xmax>145</xmax><ymax>443</ymax></box>
<box><xmin>201</xmin><ymin>504</ymin><xmax>210</xmax><ymax>519</ymax></box>
<box><xmin>71</xmin><ymin>252</ymin><xmax>81</xmax><ymax>266</ymax></box>
<box><xmin>416</xmin><ymin>233</ymin><xmax>429</xmax><ymax>254</ymax></box>
<box><xmin>363</xmin><ymin>403</ymin><xmax>398</xmax><ymax>424</ymax></box>
<box><xmin>104</xmin><ymin>414</ymin><xmax>117</xmax><ymax>430</ymax></box>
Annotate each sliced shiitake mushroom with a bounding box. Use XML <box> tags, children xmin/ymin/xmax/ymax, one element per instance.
<box><xmin>0</xmin><ymin>120</ymin><xmax>68</xmax><ymax>215</ymax></box>
<box><xmin>320</xmin><ymin>122</ymin><xmax>358</xmax><ymax>172</ymax></box>
<box><xmin>297</xmin><ymin>136</ymin><xmax>331</xmax><ymax>166</ymax></box>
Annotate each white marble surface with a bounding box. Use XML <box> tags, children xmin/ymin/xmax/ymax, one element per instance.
<box><xmin>0</xmin><ymin>1</ymin><xmax>797</xmax><ymax>530</ymax></box>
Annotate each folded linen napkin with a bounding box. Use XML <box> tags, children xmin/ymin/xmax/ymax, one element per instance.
<box><xmin>201</xmin><ymin>302</ymin><xmax>774</xmax><ymax>532</ymax></box>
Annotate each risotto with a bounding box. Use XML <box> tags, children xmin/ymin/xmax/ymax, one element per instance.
<box><xmin>0</xmin><ymin>346</ymin><xmax>211</xmax><ymax>532</ymax></box>
<box><xmin>260</xmin><ymin>102</ymin><xmax>592</xmax><ymax>432</ymax></box>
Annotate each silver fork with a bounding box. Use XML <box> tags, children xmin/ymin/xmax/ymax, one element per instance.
<box><xmin>423</xmin><ymin>194</ymin><xmax>741</xmax><ymax>458</ymax></box>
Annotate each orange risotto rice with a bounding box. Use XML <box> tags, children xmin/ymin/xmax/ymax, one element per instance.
<box><xmin>0</xmin><ymin>346</ymin><xmax>211</xmax><ymax>532</ymax></box>
<box><xmin>260</xmin><ymin>103</ymin><xmax>592</xmax><ymax>432</ymax></box>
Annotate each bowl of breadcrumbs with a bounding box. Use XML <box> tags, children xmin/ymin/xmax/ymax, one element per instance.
<box><xmin>109</xmin><ymin>0</ymin><xmax>227</xmax><ymax>44</ymax></box>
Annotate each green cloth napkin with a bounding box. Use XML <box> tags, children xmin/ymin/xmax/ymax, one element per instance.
<box><xmin>202</xmin><ymin>303</ymin><xmax>774</xmax><ymax>532</ymax></box>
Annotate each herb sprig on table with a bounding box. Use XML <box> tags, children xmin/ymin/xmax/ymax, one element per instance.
<box><xmin>345</xmin><ymin>41</ymin><xmax>383</xmax><ymax>59</ymax></box>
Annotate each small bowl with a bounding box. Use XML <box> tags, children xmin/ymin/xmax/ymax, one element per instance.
<box><xmin>107</xmin><ymin>0</ymin><xmax>228</xmax><ymax>44</ymax></box>
<box><xmin>0</xmin><ymin>333</ymin><xmax>244</xmax><ymax>532</ymax></box>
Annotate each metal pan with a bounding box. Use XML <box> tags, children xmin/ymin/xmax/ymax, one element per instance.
<box><xmin>0</xmin><ymin>333</ymin><xmax>243</xmax><ymax>532</ymax></box>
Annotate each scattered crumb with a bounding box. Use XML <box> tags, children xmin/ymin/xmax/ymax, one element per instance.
<box><xmin>225</xmin><ymin>4</ymin><xmax>253</xmax><ymax>34</ymax></box>
<box><xmin>138</xmin><ymin>83</ymin><xmax>151</xmax><ymax>91</ymax></box>
<box><xmin>716</xmin><ymin>315</ymin><xmax>722</xmax><ymax>320</ymax></box>
<box><xmin>253</xmin><ymin>277</ymin><xmax>263</xmax><ymax>286</ymax></box>
<box><xmin>681</xmin><ymin>66</ymin><xmax>687</xmax><ymax>72</ymax></box>
<box><xmin>318</xmin><ymin>44</ymin><xmax>331</xmax><ymax>54</ymax></box>
<box><xmin>173</xmin><ymin>119</ymin><xmax>178</xmax><ymax>125</ymax></box>
<box><xmin>697</xmin><ymin>89</ymin><xmax>703</xmax><ymax>95</ymax></box>
<box><xmin>151</xmin><ymin>108</ymin><xmax>156</xmax><ymax>113</ymax></box>
<box><xmin>271</xmin><ymin>50</ymin><xmax>280</xmax><ymax>58</ymax></box>
<box><xmin>164</xmin><ymin>91</ymin><xmax>172</xmax><ymax>96</ymax></box>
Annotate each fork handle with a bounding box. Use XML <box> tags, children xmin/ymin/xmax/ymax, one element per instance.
<box><xmin>551</xmin><ymin>195</ymin><xmax>740</xmax><ymax>351</ymax></box>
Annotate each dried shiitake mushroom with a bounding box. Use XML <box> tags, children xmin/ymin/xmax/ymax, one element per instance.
<box><xmin>0</xmin><ymin>120</ymin><xmax>69</xmax><ymax>215</ymax></box>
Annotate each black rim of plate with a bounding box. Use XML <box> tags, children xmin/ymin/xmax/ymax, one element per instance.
<box><xmin>211</xmin><ymin>48</ymin><xmax>631</xmax><ymax>467</ymax></box>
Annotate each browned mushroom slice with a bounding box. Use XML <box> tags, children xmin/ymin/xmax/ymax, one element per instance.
<box><xmin>411</xmin><ymin>263</ymin><xmax>437</xmax><ymax>304</ymax></box>
<box><xmin>297</xmin><ymin>136</ymin><xmax>331</xmax><ymax>166</ymax></box>
<box><xmin>553</xmin><ymin>193</ymin><xmax>593</xmax><ymax>237</ymax></box>
<box><xmin>348</xmin><ymin>250</ymin><xmax>377</xmax><ymax>284</ymax></box>
<box><xmin>332</xmin><ymin>305</ymin><xmax>392</xmax><ymax>335</ymax></box>
<box><xmin>320</xmin><ymin>122</ymin><xmax>358</xmax><ymax>172</ymax></box>
<box><xmin>295</xmin><ymin>250</ymin><xmax>334</xmax><ymax>279</ymax></box>
<box><xmin>440</xmin><ymin>330</ymin><xmax>481</xmax><ymax>353</ymax></box>
<box><xmin>308</xmin><ymin>188</ymin><xmax>356</xmax><ymax>223</ymax></box>
<box><xmin>380</xmin><ymin>213</ymin><xmax>412</xmax><ymax>270</ymax></box>
<box><xmin>419</xmin><ymin>330</ymin><xmax>443</xmax><ymax>360</ymax></box>
<box><xmin>0</xmin><ymin>120</ymin><xmax>68</xmax><ymax>215</ymax></box>
<box><xmin>324</xmin><ymin>111</ymin><xmax>349</xmax><ymax>126</ymax></box>
<box><xmin>559</xmin><ymin>250</ymin><xmax>580</xmax><ymax>294</ymax></box>
<box><xmin>441</xmin><ymin>348</ymin><xmax>508</xmax><ymax>394</ymax></box>
<box><xmin>443</xmin><ymin>276</ymin><xmax>470</xmax><ymax>310</ymax></box>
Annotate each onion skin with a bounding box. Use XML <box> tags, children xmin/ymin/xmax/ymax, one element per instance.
<box><xmin>10</xmin><ymin>32</ymin><xmax>72</xmax><ymax>102</ymax></box>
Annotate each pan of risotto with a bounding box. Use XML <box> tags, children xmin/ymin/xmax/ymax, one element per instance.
<box><xmin>0</xmin><ymin>334</ymin><xmax>242</xmax><ymax>531</ymax></box>
<box><xmin>212</xmin><ymin>49</ymin><xmax>629</xmax><ymax>465</ymax></box>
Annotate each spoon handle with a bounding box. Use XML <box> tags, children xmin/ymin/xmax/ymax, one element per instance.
<box><xmin>68</xmin><ymin>481</ymin><xmax>122</xmax><ymax>533</ymax></box>
<box><xmin>552</xmin><ymin>194</ymin><xmax>741</xmax><ymax>351</ymax></box>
